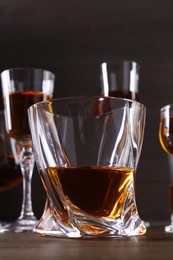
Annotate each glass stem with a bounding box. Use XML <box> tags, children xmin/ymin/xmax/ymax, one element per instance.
<box><xmin>19</xmin><ymin>146</ymin><xmax>35</xmax><ymax>220</ymax></box>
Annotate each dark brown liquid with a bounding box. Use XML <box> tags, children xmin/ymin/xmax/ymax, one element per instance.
<box><xmin>41</xmin><ymin>166</ymin><xmax>134</xmax><ymax>219</ymax></box>
<box><xmin>101</xmin><ymin>90</ymin><xmax>139</xmax><ymax>101</ymax></box>
<box><xmin>4</xmin><ymin>91</ymin><xmax>52</xmax><ymax>141</ymax></box>
<box><xmin>159</xmin><ymin>116</ymin><xmax>173</xmax><ymax>156</ymax></box>
<box><xmin>0</xmin><ymin>156</ymin><xmax>22</xmax><ymax>191</ymax></box>
<box><xmin>109</xmin><ymin>90</ymin><xmax>139</xmax><ymax>101</ymax></box>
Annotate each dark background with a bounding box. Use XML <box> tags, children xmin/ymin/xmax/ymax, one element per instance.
<box><xmin>0</xmin><ymin>0</ymin><xmax>173</xmax><ymax>224</ymax></box>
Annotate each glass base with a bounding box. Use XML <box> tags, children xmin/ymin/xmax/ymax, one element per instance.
<box><xmin>0</xmin><ymin>217</ymin><xmax>38</xmax><ymax>233</ymax></box>
<box><xmin>165</xmin><ymin>224</ymin><xmax>173</xmax><ymax>233</ymax></box>
<box><xmin>33</xmin><ymin>199</ymin><xmax>146</xmax><ymax>238</ymax></box>
<box><xmin>34</xmin><ymin>214</ymin><xmax>146</xmax><ymax>238</ymax></box>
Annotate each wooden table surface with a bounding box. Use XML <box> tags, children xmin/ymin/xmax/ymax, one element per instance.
<box><xmin>0</xmin><ymin>224</ymin><xmax>173</xmax><ymax>260</ymax></box>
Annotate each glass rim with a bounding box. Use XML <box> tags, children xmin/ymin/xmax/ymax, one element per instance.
<box><xmin>100</xmin><ymin>59</ymin><xmax>139</xmax><ymax>67</ymax></box>
<box><xmin>160</xmin><ymin>104</ymin><xmax>173</xmax><ymax>111</ymax></box>
<box><xmin>0</xmin><ymin>67</ymin><xmax>55</xmax><ymax>78</ymax></box>
<box><xmin>28</xmin><ymin>95</ymin><xmax>146</xmax><ymax>111</ymax></box>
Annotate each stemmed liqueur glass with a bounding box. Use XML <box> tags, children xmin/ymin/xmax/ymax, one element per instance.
<box><xmin>0</xmin><ymin>68</ymin><xmax>55</xmax><ymax>232</ymax></box>
<box><xmin>100</xmin><ymin>60</ymin><xmax>140</xmax><ymax>164</ymax></box>
<box><xmin>159</xmin><ymin>104</ymin><xmax>173</xmax><ymax>233</ymax></box>
<box><xmin>100</xmin><ymin>60</ymin><xmax>150</xmax><ymax>227</ymax></box>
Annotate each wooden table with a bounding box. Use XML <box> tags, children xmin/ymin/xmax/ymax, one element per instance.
<box><xmin>0</xmin><ymin>225</ymin><xmax>173</xmax><ymax>260</ymax></box>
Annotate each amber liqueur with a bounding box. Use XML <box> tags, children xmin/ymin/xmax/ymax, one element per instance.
<box><xmin>4</xmin><ymin>91</ymin><xmax>52</xmax><ymax>141</ymax></box>
<box><xmin>159</xmin><ymin>117</ymin><xmax>173</xmax><ymax>215</ymax></box>
<box><xmin>41</xmin><ymin>166</ymin><xmax>134</xmax><ymax>219</ymax></box>
<box><xmin>159</xmin><ymin>116</ymin><xmax>173</xmax><ymax>156</ymax></box>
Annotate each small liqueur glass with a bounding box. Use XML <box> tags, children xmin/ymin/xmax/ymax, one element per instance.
<box><xmin>100</xmin><ymin>60</ymin><xmax>151</xmax><ymax>228</ymax></box>
<box><xmin>0</xmin><ymin>68</ymin><xmax>55</xmax><ymax>232</ymax></box>
<box><xmin>159</xmin><ymin>104</ymin><xmax>173</xmax><ymax>233</ymax></box>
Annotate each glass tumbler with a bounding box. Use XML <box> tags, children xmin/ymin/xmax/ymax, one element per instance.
<box><xmin>28</xmin><ymin>96</ymin><xmax>146</xmax><ymax>238</ymax></box>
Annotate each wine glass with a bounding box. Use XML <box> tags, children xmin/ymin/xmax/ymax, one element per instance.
<box><xmin>0</xmin><ymin>68</ymin><xmax>55</xmax><ymax>232</ymax></box>
<box><xmin>100</xmin><ymin>60</ymin><xmax>150</xmax><ymax>227</ymax></box>
<box><xmin>159</xmin><ymin>104</ymin><xmax>173</xmax><ymax>233</ymax></box>
<box><xmin>100</xmin><ymin>60</ymin><xmax>141</xmax><ymax>165</ymax></box>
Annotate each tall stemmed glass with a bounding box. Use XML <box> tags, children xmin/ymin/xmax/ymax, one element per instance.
<box><xmin>0</xmin><ymin>68</ymin><xmax>55</xmax><ymax>232</ymax></box>
<box><xmin>100</xmin><ymin>60</ymin><xmax>150</xmax><ymax>227</ymax></box>
<box><xmin>100</xmin><ymin>60</ymin><xmax>141</xmax><ymax>168</ymax></box>
<box><xmin>159</xmin><ymin>104</ymin><xmax>173</xmax><ymax>233</ymax></box>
